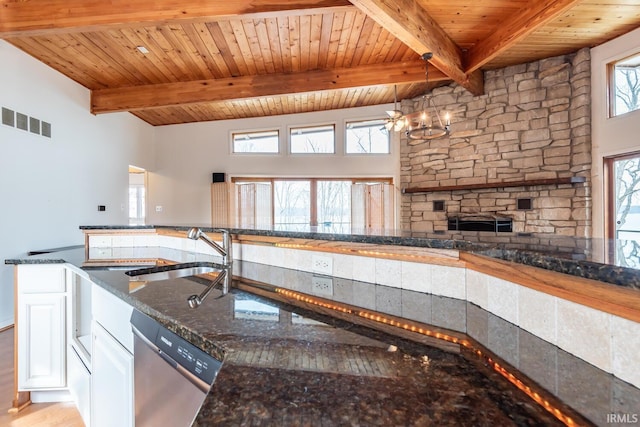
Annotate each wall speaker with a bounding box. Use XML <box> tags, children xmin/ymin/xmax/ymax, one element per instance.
<box><xmin>212</xmin><ymin>173</ymin><xmax>226</xmax><ymax>183</ymax></box>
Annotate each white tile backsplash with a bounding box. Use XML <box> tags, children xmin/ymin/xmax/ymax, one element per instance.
<box><xmin>518</xmin><ymin>286</ymin><xmax>557</xmax><ymax>345</ymax></box>
<box><xmin>351</xmin><ymin>255</ymin><xmax>376</xmax><ymax>284</ymax></box>
<box><xmin>487</xmin><ymin>277</ymin><xmax>519</xmax><ymax>325</ymax></box>
<box><xmin>431</xmin><ymin>265</ymin><xmax>466</xmax><ymax>300</ymax></box>
<box><xmin>611</xmin><ymin>315</ymin><xmax>640</xmax><ymax>387</ymax></box>
<box><xmin>401</xmin><ymin>261</ymin><xmax>432</xmax><ymax>293</ymax></box>
<box><xmin>375</xmin><ymin>258</ymin><xmax>401</xmax><ymax>288</ymax></box>
<box><xmin>557</xmin><ymin>298</ymin><xmax>612</xmax><ymax>373</ymax></box>
<box><xmin>466</xmin><ymin>269</ymin><xmax>488</xmax><ymax>309</ymax></box>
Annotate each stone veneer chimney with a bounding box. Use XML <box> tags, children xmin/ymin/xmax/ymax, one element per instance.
<box><xmin>400</xmin><ymin>48</ymin><xmax>592</xmax><ymax>238</ymax></box>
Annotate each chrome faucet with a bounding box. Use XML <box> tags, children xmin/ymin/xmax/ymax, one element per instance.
<box><xmin>187</xmin><ymin>227</ymin><xmax>233</xmax><ymax>266</ymax></box>
<box><xmin>187</xmin><ymin>267</ymin><xmax>229</xmax><ymax>308</ymax></box>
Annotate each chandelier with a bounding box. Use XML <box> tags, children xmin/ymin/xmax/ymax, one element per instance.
<box><xmin>405</xmin><ymin>53</ymin><xmax>450</xmax><ymax>141</ymax></box>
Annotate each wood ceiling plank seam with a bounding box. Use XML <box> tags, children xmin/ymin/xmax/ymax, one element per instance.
<box><xmin>173</xmin><ymin>26</ymin><xmax>213</xmax><ymax>80</ymax></box>
<box><xmin>143</xmin><ymin>26</ymin><xmax>194</xmax><ymax>82</ymax></box>
<box><xmin>342</xmin><ymin>11</ymin><xmax>367</xmax><ymax>68</ymax></box>
<box><xmin>324</xmin><ymin>11</ymin><xmax>346</xmax><ymax>69</ymax></box>
<box><xmin>84</xmin><ymin>30</ymin><xmax>150</xmax><ymax>85</ymax></box>
<box><xmin>332</xmin><ymin>10</ymin><xmax>356</xmax><ymax>69</ymax></box>
<box><xmin>275</xmin><ymin>16</ymin><xmax>293</xmax><ymax>74</ymax></box>
<box><xmin>62</xmin><ymin>32</ymin><xmax>140</xmax><ymax>86</ymax></box>
<box><xmin>299</xmin><ymin>14</ymin><xmax>312</xmax><ymax>71</ymax></box>
<box><xmin>181</xmin><ymin>23</ymin><xmax>227</xmax><ymax>79</ymax></box>
<box><xmin>206</xmin><ymin>22</ymin><xmax>244</xmax><ymax>77</ymax></box>
<box><xmin>383</xmin><ymin>38</ymin><xmax>408</xmax><ymax>62</ymax></box>
<box><xmin>111</xmin><ymin>28</ymin><xmax>178</xmax><ymax>86</ymax></box>
<box><xmin>369</xmin><ymin>30</ymin><xmax>397</xmax><ymax>65</ymax></box>
<box><xmin>264</xmin><ymin>17</ymin><xmax>284</xmax><ymax>74</ymax></box>
<box><xmin>158</xmin><ymin>24</ymin><xmax>207</xmax><ymax>80</ymax></box>
<box><xmin>8</xmin><ymin>37</ymin><xmax>105</xmax><ymax>89</ymax></box>
<box><xmin>308</xmin><ymin>13</ymin><xmax>325</xmax><ymax>70</ymax></box>
<box><xmin>229</xmin><ymin>19</ymin><xmax>259</xmax><ymax>75</ymax></box>
<box><xmin>288</xmin><ymin>15</ymin><xmax>302</xmax><ymax>73</ymax></box>
<box><xmin>349</xmin><ymin>17</ymin><xmax>376</xmax><ymax>67</ymax></box>
<box><xmin>243</xmin><ymin>18</ymin><xmax>269</xmax><ymax>75</ymax></box>
<box><xmin>363</xmin><ymin>25</ymin><xmax>388</xmax><ymax>65</ymax></box>
<box><xmin>253</xmin><ymin>18</ymin><xmax>276</xmax><ymax>74</ymax></box>
<box><xmin>194</xmin><ymin>22</ymin><xmax>236</xmax><ymax>77</ymax></box>
<box><xmin>132</xmin><ymin>26</ymin><xmax>183</xmax><ymax>82</ymax></box>
<box><xmin>317</xmin><ymin>12</ymin><xmax>335</xmax><ymax>70</ymax></box>
<box><xmin>464</xmin><ymin>0</ymin><xmax>584</xmax><ymax>73</ymax></box>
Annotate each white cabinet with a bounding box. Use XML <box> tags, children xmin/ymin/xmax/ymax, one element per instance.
<box><xmin>16</xmin><ymin>265</ymin><xmax>67</xmax><ymax>391</ymax></box>
<box><xmin>91</xmin><ymin>283</ymin><xmax>134</xmax><ymax>427</ymax></box>
<box><xmin>91</xmin><ymin>321</ymin><xmax>134</xmax><ymax>427</ymax></box>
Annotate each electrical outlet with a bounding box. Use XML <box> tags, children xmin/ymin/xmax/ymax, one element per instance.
<box><xmin>311</xmin><ymin>275</ymin><xmax>333</xmax><ymax>295</ymax></box>
<box><xmin>311</xmin><ymin>255</ymin><xmax>333</xmax><ymax>275</ymax></box>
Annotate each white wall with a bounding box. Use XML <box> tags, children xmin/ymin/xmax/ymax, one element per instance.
<box><xmin>591</xmin><ymin>27</ymin><xmax>640</xmax><ymax>242</ymax></box>
<box><xmin>0</xmin><ymin>41</ymin><xmax>155</xmax><ymax>327</ymax></box>
<box><xmin>149</xmin><ymin>106</ymin><xmax>401</xmax><ymax>225</ymax></box>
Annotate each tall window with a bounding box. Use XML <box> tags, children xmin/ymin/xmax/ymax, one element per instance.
<box><xmin>274</xmin><ymin>181</ymin><xmax>311</xmax><ymax>229</ymax></box>
<box><xmin>609</xmin><ymin>53</ymin><xmax>640</xmax><ymax>117</ymax></box>
<box><xmin>606</xmin><ymin>153</ymin><xmax>640</xmax><ymax>268</ymax></box>
<box><xmin>233</xmin><ymin>178</ymin><xmax>393</xmax><ymax>233</ymax></box>
<box><xmin>232</xmin><ymin>130</ymin><xmax>279</xmax><ymax>153</ymax></box>
<box><xmin>290</xmin><ymin>125</ymin><xmax>335</xmax><ymax>153</ymax></box>
<box><xmin>346</xmin><ymin>119</ymin><xmax>390</xmax><ymax>154</ymax></box>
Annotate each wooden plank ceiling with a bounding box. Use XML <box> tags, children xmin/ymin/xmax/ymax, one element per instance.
<box><xmin>2</xmin><ymin>0</ymin><xmax>639</xmax><ymax>126</ymax></box>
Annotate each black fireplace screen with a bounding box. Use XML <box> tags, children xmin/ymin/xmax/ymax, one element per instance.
<box><xmin>447</xmin><ymin>216</ymin><xmax>513</xmax><ymax>232</ymax></box>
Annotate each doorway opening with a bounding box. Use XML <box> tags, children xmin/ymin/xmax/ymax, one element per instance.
<box><xmin>129</xmin><ymin>165</ymin><xmax>146</xmax><ymax>225</ymax></box>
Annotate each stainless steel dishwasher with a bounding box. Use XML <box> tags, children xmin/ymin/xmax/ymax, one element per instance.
<box><xmin>131</xmin><ymin>310</ymin><xmax>223</xmax><ymax>427</ymax></box>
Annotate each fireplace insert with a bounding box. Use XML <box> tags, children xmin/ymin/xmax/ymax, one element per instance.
<box><xmin>447</xmin><ymin>215</ymin><xmax>513</xmax><ymax>232</ymax></box>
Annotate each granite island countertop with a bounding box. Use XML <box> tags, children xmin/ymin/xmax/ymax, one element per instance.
<box><xmin>6</xmin><ymin>246</ymin><xmax>598</xmax><ymax>426</ymax></box>
<box><xmin>80</xmin><ymin>224</ymin><xmax>640</xmax><ymax>289</ymax></box>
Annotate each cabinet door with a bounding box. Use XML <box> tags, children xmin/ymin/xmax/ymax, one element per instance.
<box><xmin>91</xmin><ymin>321</ymin><xmax>134</xmax><ymax>427</ymax></box>
<box><xmin>17</xmin><ymin>293</ymin><xmax>66</xmax><ymax>389</ymax></box>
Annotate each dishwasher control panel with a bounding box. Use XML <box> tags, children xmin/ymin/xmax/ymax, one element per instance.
<box><xmin>156</xmin><ymin>328</ymin><xmax>222</xmax><ymax>385</ymax></box>
<box><xmin>131</xmin><ymin>310</ymin><xmax>223</xmax><ymax>387</ymax></box>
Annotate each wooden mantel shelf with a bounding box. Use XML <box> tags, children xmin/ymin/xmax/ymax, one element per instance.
<box><xmin>402</xmin><ymin>176</ymin><xmax>587</xmax><ymax>194</ymax></box>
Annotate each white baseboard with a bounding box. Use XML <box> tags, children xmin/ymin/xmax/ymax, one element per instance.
<box><xmin>30</xmin><ymin>390</ymin><xmax>72</xmax><ymax>403</ymax></box>
<box><xmin>0</xmin><ymin>317</ymin><xmax>14</xmax><ymax>331</ymax></box>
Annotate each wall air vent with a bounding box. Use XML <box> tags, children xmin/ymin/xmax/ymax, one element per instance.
<box><xmin>2</xmin><ymin>107</ymin><xmax>14</xmax><ymax>126</ymax></box>
<box><xmin>447</xmin><ymin>215</ymin><xmax>513</xmax><ymax>232</ymax></box>
<box><xmin>2</xmin><ymin>106</ymin><xmax>52</xmax><ymax>139</ymax></box>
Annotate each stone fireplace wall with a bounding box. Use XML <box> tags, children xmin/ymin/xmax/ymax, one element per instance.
<box><xmin>400</xmin><ymin>48</ymin><xmax>592</xmax><ymax>237</ymax></box>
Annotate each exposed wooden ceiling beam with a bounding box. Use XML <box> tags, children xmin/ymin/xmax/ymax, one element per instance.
<box><xmin>0</xmin><ymin>0</ymin><xmax>353</xmax><ymax>37</ymax></box>
<box><xmin>349</xmin><ymin>0</ymin><xmax>483</xmax><ymax>96</ymax></box>
<box><xmin>91</xmin><ymin>60</ymin><xmax>446</xmax><ymax>113</ymax></box>
<box><xmin>464</xmin><ymin>0</ymin><xmax>583</xmax><ymax>73</ymax></box>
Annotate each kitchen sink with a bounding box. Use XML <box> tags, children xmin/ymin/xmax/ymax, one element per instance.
<box><xmin>125</xmin><ymin>265</ymin><xmax>221</xmax><ymax>282</ymax></box>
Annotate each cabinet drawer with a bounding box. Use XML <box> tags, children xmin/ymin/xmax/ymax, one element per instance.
<box><xmin>92</xmin><ymin>285</ymin><xmax>134</xmax><ymax>353</ymax></box>
<box><xmin>18</xmin><ymin>265</ymin><xmax>66</xmax><ymax>293</ymax></box>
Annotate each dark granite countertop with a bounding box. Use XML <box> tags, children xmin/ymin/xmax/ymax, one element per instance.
<box><xmin>8</xmin><ymin>246</ymin><xmax>638</xmax><ymax>425</ymax></box>
<box><xmin>79</xmin><ymin>224</ymin><xmax>640</xmax><ymax>289</ymax></box>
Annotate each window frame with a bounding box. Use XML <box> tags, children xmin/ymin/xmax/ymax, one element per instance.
<box><xmin>607</xmin><ymin>52</ymin><xmax>640</xmax><ymax>118</ymax></box>
<box><xmin>230</xmin><ymin>128</ymin><xmax>281</xmax><ymax>154</ymax></box>
<box><xmin>288</xmin><ymin>123</ymin><xmax>336</xmax><ymax>155</ymax></box>
<box><xmin>344</xmin><ymin>118</ymin><xmax>391</xmax><ymax>155</ymax></box>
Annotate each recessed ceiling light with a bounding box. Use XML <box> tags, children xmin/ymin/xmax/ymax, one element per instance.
<box><xmin>136</xmin><ymin>46</ymin><xmax>149</xmax><ymax>54</ymax></box>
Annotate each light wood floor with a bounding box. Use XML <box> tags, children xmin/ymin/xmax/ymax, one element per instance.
<box><xmin>0</xmin><ymin>327</ymin><xmax>84</xmax><ymax>426</ymax></box>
